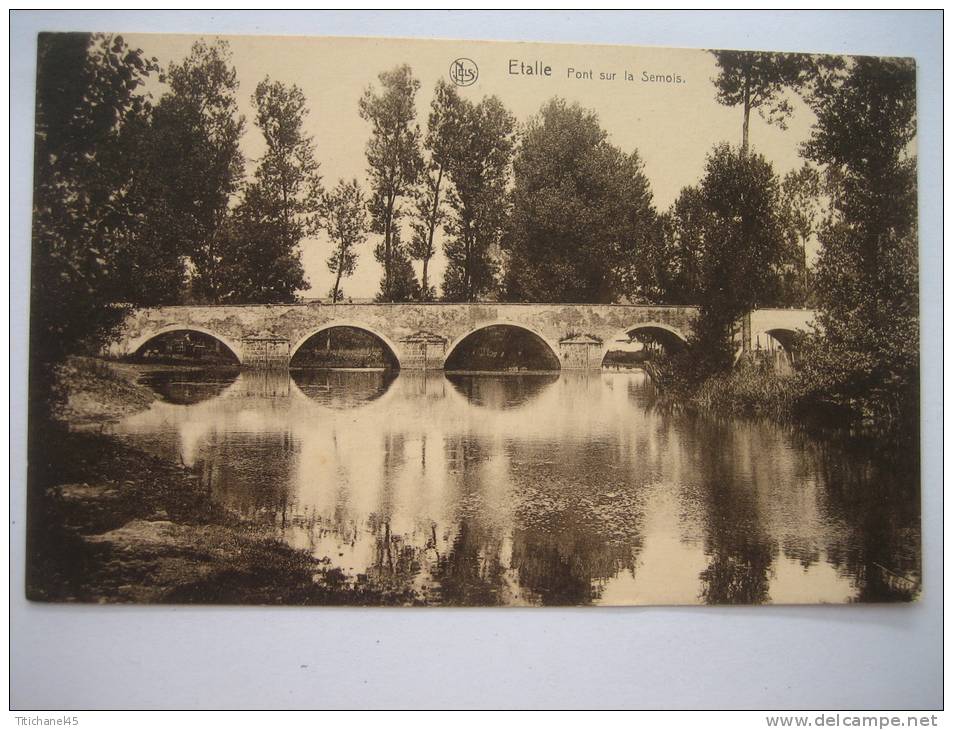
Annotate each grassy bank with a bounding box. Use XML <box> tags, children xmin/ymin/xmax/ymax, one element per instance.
<box><xmin>683</xmin><ymin>362</ymin><xmax>804</xmax><ymax>420</ymax></box>
<box><xmin>648</xmin><ymin>359</ymin><xmax>799</xmax><ymax>418</ymax></box>
<box><xmin>50</xmin><ymin>356</ymin><xmax>158</xmax><ymax>425</ymax></box>
<box><xmin>651</xmin><ymin>356</ymin><xmax>915</xmax><ymax>445</ymax></box>
<box><xmin>27</xmin><ymin>357</ymin><xmax>420</xmax><ymax>605</ymax></box>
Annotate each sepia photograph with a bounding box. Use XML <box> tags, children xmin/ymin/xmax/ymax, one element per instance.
<box><xmin>25</xmin><ymin>30</ymin><xmax>922</xmax><ymax>609</ymax></box>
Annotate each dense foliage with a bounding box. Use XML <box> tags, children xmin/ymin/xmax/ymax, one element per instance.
<box><xmin>502</xmin><ymin>99</ymin><xmax>657</xmax><ymax>303</ymax></box>
<box><xmin>148</xmin><ymin>40</ymin><xmax>246</xmax><ymax>303</ymax></box>
<box><xmin>656</xmin><ymin>144</ymin><xmax>789</xmax><ymax>376</ymax></box>
<box><xmin>217</xmin><ymin>77</ymin><xmax>321</xmax><ymax>303</ymax></box>
<box><xmin>796</xmin><ymin>57</ymin><xmax>919</xmax><ymax>425</ymax></box>
<box><xmin>31</xmin><ymin>33</ymin><xmax>160</xmax><ymax>375</ymax></box>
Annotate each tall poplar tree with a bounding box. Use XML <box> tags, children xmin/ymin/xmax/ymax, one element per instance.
<box><xmin>798</xmin><ymin>56</ymin><xmax>918</xmax><ymax>423</ymax></box>
<box><xmin>408</xmin><ymin>79</ymin><xmax>462</xmax><ymax>301</ymax></box>
<box><xmin>441</xmin><ymin>95</ymin><xmax>516</xmax><ymax>302</ymax></box>
<box><xmin>359</xmin><ymin>65</ymin><xmax>424</xmax><ymax>301</ymax></box>
<box><xmin>710</xmin><ymin>50</ymin><xmax>820</xmax><ymax>153</ymax></box>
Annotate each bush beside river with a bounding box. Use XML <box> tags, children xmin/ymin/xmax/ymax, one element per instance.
<box><xmin>650</xmin><ymin>351</ymin><xmax>917</xmax><ymax>443</ymax></box>
<box><xmin>27</xmin><ymin>358</ymin><xmax>420</xmax><ymax>605</ymax></box>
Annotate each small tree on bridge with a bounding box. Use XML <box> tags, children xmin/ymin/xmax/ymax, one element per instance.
<box><xmin>374</xmin><ymin>226</ymin><xmax>420</xmax><ymax>302</ymax></box>
<box><xmin>321</xmin><ymin>179</ymin><xmax>367</xmax><ymax>303</ymax></box>
<box><xmin>408</xmin><ymin>79</ymin><xmax>461</xmax><ymax>301</ymax></box>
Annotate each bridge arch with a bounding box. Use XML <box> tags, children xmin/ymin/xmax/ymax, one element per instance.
<box><xmin>600</xmin><ymin>322</ymin><xmax>689</xmax><ymax>366</ymax></box>
<box><xmin>758</xmin><ymin>328</ymin><xmax>800</xmax><ymax>353</ymax></box>
<box><xmin>126</xmin><ymin>325</ymin><xmax>243</xmax><ymax>364</ymax></box>
<box><xmin>443</xmin><ymin>321</ymin><xmax>562</xmax><ymax>371</ymax></box>
<box><xmin>288</xmin><ymin>322</ymin><xmax>402</xmax><ymax>369</ymax></box>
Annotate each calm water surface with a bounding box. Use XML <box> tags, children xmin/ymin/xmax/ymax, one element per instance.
<box><xmin>107</xmin><ymin>368</ymin><xmax>921</xmax><ymax>605</ymax></box>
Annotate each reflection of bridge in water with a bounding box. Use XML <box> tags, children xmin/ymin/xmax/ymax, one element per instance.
<box><xmin>109</xmin><ymin>303</ymin><xmax>817</xmax><ymax>370</ymax></box>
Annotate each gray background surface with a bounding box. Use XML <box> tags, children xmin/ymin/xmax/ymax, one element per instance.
<box><xmin>9</xmin><ymin>10</ymin><xmax>943</xmax><ymax>710</ymax></box>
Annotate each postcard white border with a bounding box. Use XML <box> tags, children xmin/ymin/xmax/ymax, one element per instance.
<box><xmin>8</xmin><ymin>10</ymin><xmax>943</xmax><ymax>710</ymax></box>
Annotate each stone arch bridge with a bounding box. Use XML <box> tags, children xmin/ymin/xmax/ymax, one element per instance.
<box><xmin>107</xmin><ymin>303</ymin><xmax>817</xmax><ymax>370</ymax></box>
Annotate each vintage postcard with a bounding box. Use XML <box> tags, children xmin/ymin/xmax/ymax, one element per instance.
<box><xmin>26</xmin><ymin>33</ymin><xmax>920</xmax><ymax>606</ymax></box>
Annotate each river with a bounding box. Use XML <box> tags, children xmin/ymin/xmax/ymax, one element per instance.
<box><xmin>103</xmin><ymin>367</ymin><xmax>921</xmax><ymax>605</ymax></box>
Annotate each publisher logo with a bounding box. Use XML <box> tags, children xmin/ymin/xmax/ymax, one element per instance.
<box><xmin>449</xmin><ymin>58</ymin><xmax>478</xmax><ymax>87</ymax></box>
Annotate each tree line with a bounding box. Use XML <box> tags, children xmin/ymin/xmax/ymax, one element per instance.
<box><xmin>31</xmin><ymin>34</ymin><xmax>918</xmax><ymax>425</ymax></box>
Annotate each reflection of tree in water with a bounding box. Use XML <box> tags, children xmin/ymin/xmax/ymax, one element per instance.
<box><xmin>292</xmin><ymin>369</ymin><xmax>397</xmax><ymax>408</ymax></box>
<box><xmin>357</xmin><ymin>434</ymin><xmax>431</xmax><ymax>596</ymax></box>
<box><xmin>433</xmin><ymin>521</ymin><xmax>507</xmax><ymax>606</ymax></box>
<box><xmin>803</xmin><ymin>432</ymin><xmax>921</xmax><ymax>601</ymax></box>
<box><xmin>690</xmin><ymin>422</ymin><xmax>777</xmax><ymax>605</ymax></box>
<box><xmin>780</xmin><ymin>538</ymin><xmax>821</xmax><ymax>570</ymax></box>
<box><xmin>700</xmin><ymin>536</ymin><xmax>775</xmax><ymax>605</ymax></box>
<box><xmin>234</xmin><ymin>370</ymin><xmax>292</xmax><ymax>398</ymax></box>
<box><xmin>138</xmin><ymin>368</ymin><xmax>239</xmax><ymax>405</ymax></box>
<box><xmin>201</xmin><ymin>430</ymin><xmax>299</xmax><ymax>524</ymax></box>
<box><xmin>445</xmin><ymin>373</ymin><xmax>558</xmax><ymax>409</ymax></box>
<box><xmin>509</xmin><ymin>527</ymin><xmax>637</xmax><ymax>605</ymax></box>
<box><xmin>364</xmin><ymin>515</ymin><xmax>424</xmax><ymax>589</ymax></box>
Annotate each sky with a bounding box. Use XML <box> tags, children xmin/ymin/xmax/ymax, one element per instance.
<box><xmin>123</xmin><ymin>33</ymin><xmax>819</xmax><ymax>300</ymax></box>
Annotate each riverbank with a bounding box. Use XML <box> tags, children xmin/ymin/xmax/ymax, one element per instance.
<box><xmin>649</xmin><ymin>357</ymin><xmax>920</xmax><ymax>481</ymax></box>
<box><xmin>27</xmin><ymin>357</ymin><xmax>420</xmax><ymax>605</ymax></box>
<box><xmin>680</xmin><ymin>362</ymin><xmax>805</xmax><ymax>420</ymax></box>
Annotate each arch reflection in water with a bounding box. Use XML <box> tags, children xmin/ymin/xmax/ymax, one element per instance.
<box><xmin>445</xmin><ymin>372</ymin><xmax>559</xmax><ymax>410</ymax></box>
<box><xmin>292</xmin><ymin>369</ymin><xmax>398</xmax><ymax>408</ymax></box>
<box><xmin>138</xmin><ymin>368</ymin><xmax>240</xmax><ymax>405</ymax></box>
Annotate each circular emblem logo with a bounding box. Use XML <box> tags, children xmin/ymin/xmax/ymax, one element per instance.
<box><xmin>449</xmin><ymin>58</ymin><xmax>478</xmax><ymax>87</ymax></box>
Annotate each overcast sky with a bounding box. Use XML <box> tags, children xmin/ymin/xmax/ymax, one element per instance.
<box><xmin>124</xmin><ymin>33</ymin><xmax>818</xmax><ymax>300</ymax></box>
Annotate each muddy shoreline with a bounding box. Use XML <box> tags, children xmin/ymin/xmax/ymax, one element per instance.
<box><xmin>27</xmin><ymin>358</ymin><xmax>421</xmax><ymax>605</ymax></box>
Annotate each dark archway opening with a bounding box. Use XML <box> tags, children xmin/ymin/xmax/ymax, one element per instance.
<box><xmin>132</xmin><ymin>330</ymin><xmax>240</xmax><ymax>366</ymax></box>
<box><xmin>444</xmin><ymin>325</ymin><xmax>560</xmax><ymax>372</ymax></box>
<box><xmin>761</xmin><ymin>328</ymin><xmax>799</xmax><ymax>354</ymax></box>
<box><xmin>756</xmin><ymin>328</ymin><xmax>799</xmax><ymax>373</ymax></box>
<box><xmin>289</xmin><ymin>327</ymin><xmax>399</xmax><ymax>370</ymax></box>
<box><xmin>601</xmin><ymin>326</ymin><xmax>687</xmax><ymax>370</ymax></box>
